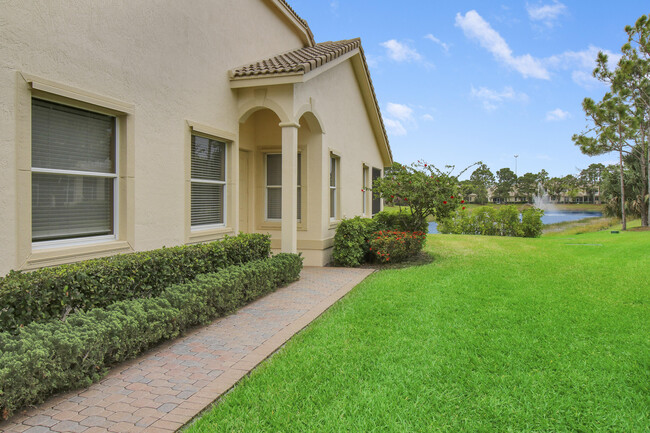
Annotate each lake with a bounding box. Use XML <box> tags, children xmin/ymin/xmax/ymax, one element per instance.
<box><xmin>427</xmin><ymin>210</ymin><xmax>603</xmax><ymax>234</ymax></box>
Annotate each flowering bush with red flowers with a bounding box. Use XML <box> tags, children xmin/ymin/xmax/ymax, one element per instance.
<box><xmin>371</xmin><ymin>161</ymin><xmax>478</xmax><ymax>231</ymax></box>
<box><xmin>368</xmin><ymin>230</ymin><xmax>427</xmax><ymax>263</ymax></box>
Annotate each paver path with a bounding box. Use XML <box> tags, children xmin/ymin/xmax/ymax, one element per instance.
<box><xmin>0</xmin><ymin>267</ymin><xmax>373</xmax><ymax>433</ymax></box>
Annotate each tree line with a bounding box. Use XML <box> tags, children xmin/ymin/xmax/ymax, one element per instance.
<box><xmin>459</xmin><ymin>162</ymin><xmax>607</xmax><ymax>205</ymax></box>
<box><xmin>573</xmin><ymin>14</ymin><xmax>650</xmax><ymax>229</ymax></box>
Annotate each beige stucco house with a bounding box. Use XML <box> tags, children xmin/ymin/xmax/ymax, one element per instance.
<box><xmin>0</xmin><ymin>0</ymin><xmax>392</xmax><ymax>275</ymax></box>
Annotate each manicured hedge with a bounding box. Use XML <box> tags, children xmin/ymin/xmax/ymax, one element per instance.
<box><xmin>438</xmin><ymin>206</ymin><xmax>545</xmax><ymax>238</ymax></box>
<box><xmin>0</xmin><ymin>233</ymin><xmax>271</xmax><ymax>332</ymax></box>
<box><xmin>0</xmin><ymin>253</ymin><xmax>302</xmax><ymax>420</ymax></box>
<box><xmin>333</xmin><ymin>212</ymin><xmax>428</xmax><ymax>267</ymax></box>
<box><xmin>332</xmin><ymin>217</ymin><xmax>378</xmax><ymax>267</ymax></box>
<box><xmin>373</xmin><ymin>210</ymin><xmax>428</xmax><ymax>233</ymax></box>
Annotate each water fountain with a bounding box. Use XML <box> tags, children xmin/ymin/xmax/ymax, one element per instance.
<box><xmin>533</xmin><ymin>183</ymin><xmax>557</xmax><ymax>212</ymax></box>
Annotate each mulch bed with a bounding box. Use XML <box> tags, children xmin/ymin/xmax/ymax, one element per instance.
<box><xmin>357</xmin><ymin>251</ymin><xmax>434</xmax><ymax>270</ymax></box>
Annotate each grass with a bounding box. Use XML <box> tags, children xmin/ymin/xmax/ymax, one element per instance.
<box><xmin>185</xmin><ymin>225</ymin><xmax>649</xmax><ymax>432</ymax></box>
<box><xmin>543</xmin><ymin>216</ymin><xmax>618</xmax><ymax>235</ymax></box>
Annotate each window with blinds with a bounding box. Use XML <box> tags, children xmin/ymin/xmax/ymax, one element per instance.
<box><xmin>265</xmin><ymin>153</ymin><xmax>301</xmax><ymax>221</ymax></box>
<box><xmin>372</xmin><ymin>167</ymin><xmax>382</xmax><ymax>215</ymax></box>
<box><xmin>297</xmin><ymin>154</ymin><xmax>302</xmax><ymax>221</ymax></box>
<box><xmin>266</xmin><ymin>154</ymin><xmax>282</xmax><ymax>220</ymax></box>
<box><xmin>330</xmin><ymin>156</ymin><xmax>338</xmax><ymax>220</ymax></box>
<box><xmin>362</xmin><ymin>166</ymin><xmax>369</xmax><ymax>215</ymax></box>
<box><xmin>191</xmin><ymin>135</ymin><xmax>226</xmax><ymax>228</ymax></box>
<box><xmin>31</xmin><ymin>99</ymin><xmax>117</xmax><ymax>242</ymax></box>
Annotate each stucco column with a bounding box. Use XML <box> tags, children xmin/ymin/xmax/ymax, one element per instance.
<box><xmin>280</xmin><ymin>122</ymin><xmax>299</xmax><ymax>253</ymax></box>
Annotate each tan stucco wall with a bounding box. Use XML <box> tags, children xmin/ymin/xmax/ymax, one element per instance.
<box><xmin>294</xmin><ymin>60</ymin><xmax>385</xmax><ymax>242</ymax></box>
<box><xmin>234</xmin><ymin>57</ymin><xmax>385</xmax><ymax>266</ymax></box>
<box><xmin>0</xmin><ymin>0</ymin><xmax>305</xmax><ymax>274</ymax></box>
<box><xmin>1</xmin><ymin>1</ymin><xmax>387</xmax><ymax>273</ymax></box>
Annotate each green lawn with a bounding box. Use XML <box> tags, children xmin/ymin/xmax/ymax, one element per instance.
<box><xmin>186</xmin><ymin>226</ymin><xmax>649</xmax><ymax>432</ymax></box>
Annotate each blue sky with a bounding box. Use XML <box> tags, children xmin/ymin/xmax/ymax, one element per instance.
<box><xmin>288</xmin><ymin>0</ymin><xmax>648</xmax><ymax>179</ymax></box>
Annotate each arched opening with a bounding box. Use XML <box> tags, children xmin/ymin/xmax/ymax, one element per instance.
<box><xmin>237</xmin><ymin>108</ymin><xmax>326</xmax><ymax>261</ymax></box>
<box><xmin>238</xmin><ymin>108</ymin><xmax>282</xmax><ymax>235</ymax></box>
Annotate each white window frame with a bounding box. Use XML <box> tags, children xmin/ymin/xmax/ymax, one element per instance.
<box><xmin>31</xmin><ymin>99</ymin><xmax>119</xmax><ymax>250</ymax></box>
<box><xmin>265</xmin><ymin>153</ymin><xmax>282</xmax><ymax>221</ymax></box>
<box><xmin>330</xmin><ymin>155</ymin><xmax>338</xmax><ymax>221</ymax></box>
<box><xmin>297</xmin><ymin>152</ymin><xmax>302</xmax><ymax>222</ymax></box>
<box><xmin>264</xmin><ymin>153</ymin><xmax>302</xmax><ymax>222</ymax></box>
<box><xmin>362</xmin><ymin>166</ymin><xmax>369</xmax><ymax>216</ymax></box>
<box><xmin>190</xmin><ymin>134</ymin><xmax>227</xmax><ymax>231</ymax></box>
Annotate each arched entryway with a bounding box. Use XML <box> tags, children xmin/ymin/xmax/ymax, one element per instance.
<box><xmin>237</xmin><ymin>107</ymin><xmax>325</xmax><ymax>257</ymax></box>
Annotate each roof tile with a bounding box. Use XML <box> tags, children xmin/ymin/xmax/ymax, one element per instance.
<box><xmin>230</xmin><ymin>38</ymin><xmax>392</xmax><ymax>162</ymax></box>
<box><xmin>231</xmin><ymin>39</ymin><xmax>361</xmax><ymax>78</ymax></box>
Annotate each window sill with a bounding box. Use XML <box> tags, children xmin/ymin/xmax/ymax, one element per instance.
<box><xmin>23</xmin><ymin>240</ymin><xmax>133</xmax><ymax>270</ymax></box>
<box><xmin>258</xmin><ymin>221</ymin><xmax>307</xmax><ymax>231</ymax></box>
<box><xmin>188</xmin><ymin>227</ymin><xmax>235</xmax><ymax>244</ymax></box>
<box><xmin>258</xmin><ymin>221</ymin><xmax>281</xmax><ymax>230</ymax></box>
<box><xmin>329</xmin><ymin>220</ymin><xmax>340</xmax><ymax>229</ymax></box>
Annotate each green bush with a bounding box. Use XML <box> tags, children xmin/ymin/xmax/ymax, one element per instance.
<box><xmin>332</xmin><ymin>217</ymin><xmax>377</xmax><ymax>267</ymax></box>
<box><xmin>373</xmin><ymin>210</ymin><xmax>428</xmax><ymax>233</ymax></box>
<box><xmin>438</xmin><ymin>206</ymin><xmax>544</xmax><ymax>238</ymax></box>
<box><xmin>521</xmin><ymin>207</ymin><xmax>544</xmax><ymax>238</ymax></box>
<box><xmin>368</xmin><ymin>230</ymin><xmax>427</xmax><ymax>263</ymax></box>
<box><xmin>496</xmin><ymin>206</ymin><xmax>523</xmax><ymax>237</ymax></box>
<box><xmin>0</xmin><ymin>253</ymin><xmax>302</xmax><ymax>419</ymax></box>
<box><xmin>0</xmin><ymin>233</ymin><xmax>271</xmax><ymax>333</ymax></box>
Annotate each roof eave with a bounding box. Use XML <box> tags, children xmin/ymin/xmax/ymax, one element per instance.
<box><xmin>349</xmin><ymin>47</ymin><xmax>393</xmax><ymax>165</ymax></box>
<box><xmin>264</xmin><ymin>0</ymin><xmax>315</xmax><ymax>47</ymax></box>
<box><xmin>229</xmin><ymin>72</ymin><xmax>305</xmax><ymax>88</ymax></box>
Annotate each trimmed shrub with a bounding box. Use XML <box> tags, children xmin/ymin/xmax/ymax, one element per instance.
<box><xmin>438</xmin><ymin>206</ymin><xmax>544</xmax><ymax>238</ymax></box>
<box><xmin>373</xmin><ymin>210</ymin><xmax>428</xmax><ymax>233</ymax></box>
<box><xmin>522</xmin><ymin>207</ymin><xmax>544</xmax><ymax>238</ymax></box>
<box><xmin>368</xmin><ymin>230</ymin><xmax>427</xmax><ymax>263</ymax></box>
<box><xmin>0</xmin><ymin>253</ymin><xmax>302</xmax><ymax>419</ymax></box>
<box><xmin>496</xmin><ymin>206</ymin><xmax>523</xmax><ymax>237</ymax></box>
<box><xmin>0</xmin><ymin>233</ymin><xmax>271</xmax><ymax>332</ymax></box>
<box><xmin>332</xmin><ymin>217</ymin><xmax>377</xmax><ymax>267</ymax></box>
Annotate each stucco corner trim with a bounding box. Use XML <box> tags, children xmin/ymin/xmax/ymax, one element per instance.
<box><xmin>21</xmin><ymin>73</ymin><xmax>135</xmax><ymax>114</ymax></box>
<box><xmin>21</xmin><ymin>241</ymin><xmax>134</xmax><ymax>271</ymax></box>
<box><xmin>187</xmin><ymin>227</ymin><xmax>236</xmax><ymax>244</ymax></box>
<box><xmin>278</xmin><ymin>121</ymin><xmax>300</xmax><ymax>129</ymax></box>
<box><xmin>186</xmin><ymin>120</ymin><xmax>237</xmax><ymax>142</ymax></box>
<box><xmin>328</xmin><ymin>148</ymin><xmax>342</xmax><ymax>158</ymax></box>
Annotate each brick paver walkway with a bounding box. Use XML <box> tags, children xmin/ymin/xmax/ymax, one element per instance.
<box><xmin>0</xmin><ymin>267</ymin><xmax>373</xmax><ymax>433</ymax></box>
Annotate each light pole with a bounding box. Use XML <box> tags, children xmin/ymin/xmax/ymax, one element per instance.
<box><xmin>514</xmin><ymin>155</ymin><xmax>519</xmax><ymax>204</ymax></box>
<box><xmin>514</xmin><ymin>155</ymin><xmax>519</xmax><ymax>177</ymax></box>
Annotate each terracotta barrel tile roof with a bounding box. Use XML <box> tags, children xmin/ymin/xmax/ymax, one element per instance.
<box><xmin>230</xmin><ymin>37</ymin><xmax>393</xmax><ymax>162</ymax></box>
<box><xmin>231</xmin><ymin>39</ymin><xmax>361</xmax><ymax>78</ymax></box>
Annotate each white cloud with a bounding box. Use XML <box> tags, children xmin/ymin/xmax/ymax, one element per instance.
<box><xmin>546</xmin><ymin>45</ymin><xmax>620</xmax><ymax>70</ymax></box>
<box><xmin>471</xmin><ymin>86</ymin><xmax>529</xmax><ymax>111</ymax></box>
<box><xmin>455</xmin><ymin>10</ymin><xmax>550</xmax><ymax>79</ymax></box>
<box><xmin>425</xmin><ymin>34</ymin><xmax>450</xmax><ymax>52</ymax></box>
<box><xmin>384</xmin><ymin>118</ymin><xmax>407</xmax><ymax>136</ymax></box>
<box><xmin>386</xmin><ymin>103</ymin><xmax>414</xmax><ymax>121</ymax></box>
<box><xmin>330</xmin><ymin>0</ymin><xmax>339</xmax><ymax>11</ymax></box>
<box><xmin>545</xmin><ymin>45</ymin><xmax>621</xmax><ymax>88</ymax></box>
<box><xmin>384</xmin><ymin>103</ymin><xmax>415</xmax><ymax>135</ymax></box>
<box><xmin>527</xmin><ymin>1</ymin><xmax>567</xmax><ymax>27</ymax></box>
<box><xmin>380</xmin><ymin>39</ymin><xmax>423</xmax><ymax>62</ymax></box>
<box><xmin>546</xmin><ymin>108</ymin><xmax>570</xmax><ymax>121</ymax></box>
<box><xmin>421</xmin><ymin>113</ymin><xmax>435</xmax><ymax>121</ymax></box>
